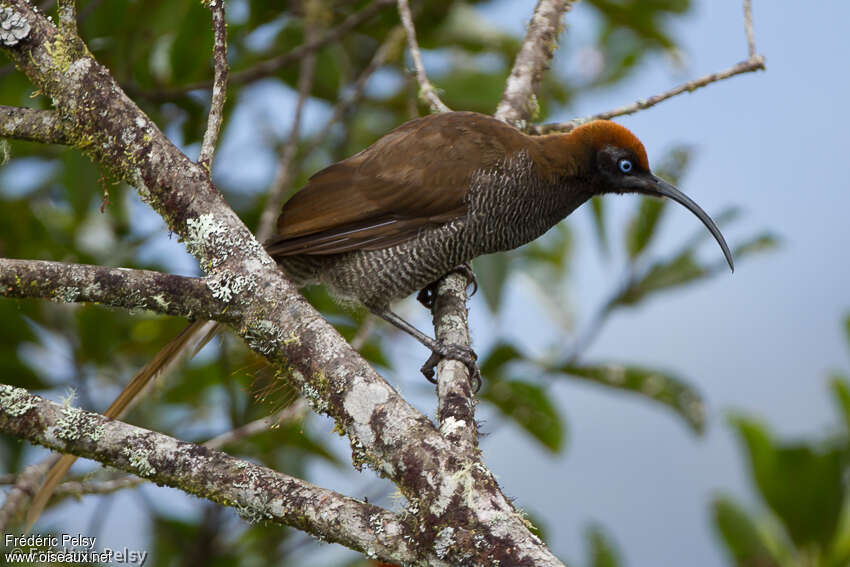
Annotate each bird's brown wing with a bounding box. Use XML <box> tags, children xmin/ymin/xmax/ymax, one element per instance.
<box><xmin>266</xmin><ymin>112</ymin><xmax>528</xmax><ymax>256</ymax></box>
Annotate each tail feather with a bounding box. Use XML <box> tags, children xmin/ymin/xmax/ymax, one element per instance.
<box><xmin>25</xmin><ymin>320</ymin><xmax>221</xmax><ymax>532</ymax></box>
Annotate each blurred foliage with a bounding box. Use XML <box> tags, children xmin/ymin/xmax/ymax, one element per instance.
<box><xmin>0</xmin><ymin>0</ymin><xmax>779</xmax><ymax>565</ymax></box>
<box><xmin>712</xmin><ymin>315</ymin><xmax>850</xmax><ymax>567</ymax></box>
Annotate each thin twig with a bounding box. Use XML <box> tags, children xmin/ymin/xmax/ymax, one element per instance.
<box><xmin>495</xmin><ymin>0</ymin><xmax>574</xmax><ymax>126</ymax></box>
<box><xmin>350</xmin><ymin>315</ymin><xmax>377</xmax><ymax>351</ymax></box>
<box><xmin>303</xmin><ymin>25</ymin><xmax>405</xmax><ymax>158</ymax></box>
<box><xmin>256</xmin><ymin>20</ymin><xmax>319</xmax><ymax>241</ymax></box>
<box><xmin>534</xmin><ymin>0</ymin><xmax>765</xmax><ymax>134</ymax></box>
<box><xmin>198</xmin><ymin>0</ymin><xmax>229</xmax><ymax>168</ymax></box>
<box><xmin>0</xmin><ymin>456</ymin><xmax>58</xmax><ymax>532</ymax></box>
<box><xmin>743</xmin><ymin>0</ymin><xmax>756</xmax><ymax>58</ymax></box>
<box><xmin>259</xmin><ymin>24</ymin><xmax>403</xmax><ymax>239</ymax></box>
<box><xmin>397</xmin><ymin>0</ymin><xmax>450</xmax><ymax>113</ymax></box>
<box><xmin>135</xmin><ymin>0</ymin><xmax>393</xmax><ymax>101</ymax></box>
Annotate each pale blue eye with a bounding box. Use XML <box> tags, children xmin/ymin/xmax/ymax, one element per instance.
<box><xmin>618</xmin><ymin>159</ymin><xmax>633</xmax><ymax>173</ymax></box>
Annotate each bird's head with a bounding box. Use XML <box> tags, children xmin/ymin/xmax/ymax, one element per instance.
<box><xmin>561</xmin><ymin>120</ymin><xmax>734</xmax><ymax>271</ymax></box>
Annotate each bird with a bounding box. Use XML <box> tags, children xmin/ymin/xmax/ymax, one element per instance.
<box><xmin>26</xmin><ymin>110</ymin><xmax>733</xmax><ymax>531</ymax></box>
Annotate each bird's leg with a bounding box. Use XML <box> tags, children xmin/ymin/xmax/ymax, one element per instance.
<box><xmin>416</xmin><ymin>263</ymin><xmax>478</xmax><ymax>309</ymax></box>
<box><xmin>374</xmin><ymin>309</ymin><xmax>479</xmax><ymax>385</ymax></box>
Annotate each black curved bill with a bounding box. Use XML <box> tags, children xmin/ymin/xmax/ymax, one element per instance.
<box><xmin>651</xmin><ymin>176</ymin><xmax>734</xmax><ymax>272</ymax></box>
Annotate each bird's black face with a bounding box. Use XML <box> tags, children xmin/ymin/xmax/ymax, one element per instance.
<box><xmin>595</xmin><ymin>146</ymin><xmax>735</xmax><ymax>271</ymax></box>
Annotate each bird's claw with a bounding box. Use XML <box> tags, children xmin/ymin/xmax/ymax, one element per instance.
<box><xmin>417</xmin><ymin>264</ymin><xmax>478</xmax><ymax>309</ymax></box>
<box><xmin>420</xmin><ymin>342</ymin><xmax>482</xmax><ymax>392</ymax></box>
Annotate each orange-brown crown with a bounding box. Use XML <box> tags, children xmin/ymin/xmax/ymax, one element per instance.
<box><xmin>569</xmin><ymin>120</ymin><xmax>649</xmax><ymax>170</ymax></box>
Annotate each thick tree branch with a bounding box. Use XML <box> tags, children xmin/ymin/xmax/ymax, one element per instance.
<box><xmin>0</xmin><ymin>5</ymin><xmax>564</xmax><ymax>563</ymax></box>
<box><xmin>0</xmin><ymin>105</ymin><xmax>72</xmax><ymax>144</ymax></box>
<box><xmin>0</xmin><ymin>258</ymin><xmax>229</xmax><ymax>320</ymax></box>
<box><xmin>198</xmin><ymin>0</ymin><xmax>229</xmax><ymax>168</ymax></box>
<box><xmin>397</xmin><ymin>0</ymin><xmax>450</xmax><ymax>113</ymax></box>
<box><xmin>495</xmin><ymin>0</ymin><xmax>574</xmax><ymax>126</ymax></box>
<box><xmin>0</xmin><ymin>385</ymin><xmax>416</xmax><ymax>564</ymax></box>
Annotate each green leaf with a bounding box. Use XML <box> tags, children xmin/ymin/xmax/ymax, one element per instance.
<box><xmin>480</xmin><ymin>342</ymin><xmax>525</xmax><ymax>379</ymax></box>
<box><xmin>831</xmin><ymin>375</ymin><xmax>850</xmax><ymax>436</ymax></box>
<box><xmin>711</xmin><ymin>495</ymin><xmax>781</xmax><ymax>567</ymax></box>
<box><xmin>558</xmin><ymin>363</ymin><xmax>704</xmax><ymax>433</ymax></box>
<box><xmin>844</xmin><ymin>313</ymin><xmax>850</xmax><ymax>354</ymax></box>
<box><xmin>732</xmin><ymin>232</ymin><xmax>780</xmax><ymax>260</ymax></box>
<box><xmin>481</xmin><ymin>379</ymin><xmax>565</xmax><ymax>452</ymax></box>
<box><xmin>585</xmin><ymin>524</ymin><xmax>622</xmax><ymax>567</ymax></box>
<box><xmin>615</xmin><ymin>250</ymin><xmax>705</xmax><ymax>306</ymax></box>
<box><xmin>589</xmin><ymin>196</ymin><xmax>608</xmax><ymax>256</ymax></box>
<box><xmin>731</xmin><ymin>416</ymin><xmax>845</xmax><ymax>549</ymax></box>
<box><xmin>625</xmin><ymin>196</ymin><xmax>666</xmax><ymax>260</ymax></box>
<box><xmin>472</xmin><ymin>254</ymin><xmax>511</xmax><ymax>313</ymax></box>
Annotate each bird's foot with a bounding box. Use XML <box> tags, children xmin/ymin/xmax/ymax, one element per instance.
<box><xmin>417</xmin><ymin>263</ymin><xmax>478</xmax><ymax>309</ymax></box>
<box><xmin>420</xmin><ymin>342</ymin><xmax>482</xmax><ymax>392</ymax></box>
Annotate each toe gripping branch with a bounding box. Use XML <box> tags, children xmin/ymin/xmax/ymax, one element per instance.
<box><xmin>417</xmin><ymin>264</ymin><xmax>481</xmax><ymax>391</ymax></box>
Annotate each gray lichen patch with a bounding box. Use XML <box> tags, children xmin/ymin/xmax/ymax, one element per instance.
<box><xmin>54</xmin><ymin>405</ymin><xmax>105</xmax><ymax>442</ymax></box>
<box><xmin>51</xmin><ymin>286</ymin><xmax>81</xmax><ymax>303</ymax></box>
<box><xmin>206</xmin><ymin>269</ymin><xmax>257</xmax><ymax>303</ymax></box>
<box><xmin>122</xmin><ymin>446</ymin><xmax>156</xmax><ymax>477</ymax></box>
<box><xmin>0</xmin><ymin>384</ymin><xmax>37</xmax><ymax>417</ymax></box>
<box><xmin>185</xmin><ymin>214</ymin><xmax>231</xmax><ymax>269</ymax></box>
<box><xmin>0</xmin><ymin>7</ymin><xmax>31</xmax><ymax>47</ymax></box>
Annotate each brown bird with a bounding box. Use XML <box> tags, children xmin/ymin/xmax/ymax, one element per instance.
<box><xmin>26</xmin><ymin>111</ymin><xmax>733</xmax><ymax>530</ymax></box>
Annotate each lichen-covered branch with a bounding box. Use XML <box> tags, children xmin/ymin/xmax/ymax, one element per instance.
<box><xmin>495</xmin><ymin>0</ymin><xmax>574</xmax><ymax>126</ymax></box>
<box><xmin>0</xmin><ymin>105</ymin><xmax>72</xmax><ymax>144</ymax></box>
<box><xmin>431</xmin><ymin>273</ymin><xmax>478</xmax><ymax>452</ymax></box>
<box><xmin>397</xmin><ymin>0</ymin><xmax>450</xmax><ymax>113</ymax></box>
<box><xmin>197</xmin><ymin>0</ymin><xmax>229</xmax><ymax>168</ymax></box>
<box><xmin>0</xmin><ymin>385</ymin><xmax>416</xmax><ymax>564</ymax></box>
<box><xmin>0</xmin><ymin>258</ymin><xmax>229</xmax><ymax>321</ymax></box>
<box><xmin>0</xmin><ymin>258</ymin><xmax>232</xmax><ymax>320</ymax></box>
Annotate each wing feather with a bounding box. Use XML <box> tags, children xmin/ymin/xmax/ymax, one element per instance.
<box><xmin>267</xmin><ymin>112</ymin><xmax>529</xmax><ymax>256</ymax></box>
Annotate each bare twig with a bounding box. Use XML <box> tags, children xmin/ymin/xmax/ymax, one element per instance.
<box><xmin>350</xmin><ymin>315</ymin><xmax>377</xmax><ymax>351</ymax></box>
<box><xmin>397</xmin><ymin>0</ymin><xmax>450</xmax><ymax>113</ymax></box>
<box><xmin>495</xmin><ymin>0</ymin><xmax>574</xmax><ymax>125</ymax></box>
<box><xmin>534</xmin><ymin>0</ymin><xmax>765</xmax><ymax>134</ymax></box>
<box><xmin>259</xmin><ymin>24</ymin><xmax>404</xmax><ymax>239</ymax></box>
<box><xmin>136</xmin><ymin>0</ymin><xmax>393</xmax><ymax>101</ymax></box>
<box><xmin>256</xmin><ymin>21</ymin><xmax>319</xmax><ymax>241</ymax></box>
<box><xmin>198</xmin><ymin>0</ymin><xmax>229</xmax><ymax>168</ymax></box>
<box><xmin>534</xmin><ymin>57</ymin><xmax>765</xmax><ymax>134</ymax></box>
<box><xmin>0</xmin><ymin>105</ymin><xmax>72</xmax><ymax>144</ymax></box>
<box><xmin>743</xmin><ymin>0</ymin><xmax>756</xmax><ymax>58</ymax></box>
<box><xmin>303</xmin><ymin>25</ymin><xmax>405</xmax><ymax>157</ymax></box>
<box><xmin>0</xmin><ymin>456</ymin><xmax>58</xmax><ymax>531</ymax></box>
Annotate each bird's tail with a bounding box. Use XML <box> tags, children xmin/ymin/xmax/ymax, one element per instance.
<box><xmin>25</xmin><ymin>320</ymin><xmax>221</xmax><ymax>532</ymax></box>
